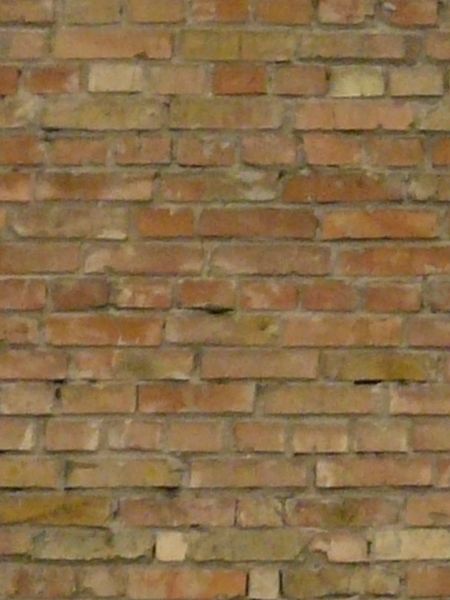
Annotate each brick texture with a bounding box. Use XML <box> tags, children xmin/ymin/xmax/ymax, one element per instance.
<box><xmin>0</xmin><ymin>1</ymin><xmax>448</xmax><ymax>598</ymax></box>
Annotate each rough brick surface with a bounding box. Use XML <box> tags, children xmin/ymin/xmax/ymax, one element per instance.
<box><xmin>0</xmin><ymin>1</ymin><xmax>448</xmax><ymax>598</ymax></box>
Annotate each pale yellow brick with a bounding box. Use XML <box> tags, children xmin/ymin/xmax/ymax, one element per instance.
<box><xmin>89</xmin><ymin>64</ymin><xmax>144</xmax><ymax>92</ymax></box>
<box><xmin>330</xmin><ymin>66</ymin><xmax>385</xmax><ymax>97</ymax></box>
<box><xmin>249</xmin><ymin>568</ymin><xmax>280</xmax><ymax>600</ymax></box>
<box><xmin>156</xmin><ymin>532</ymin><xmax>188</xmax><ymax>562</ymax></box>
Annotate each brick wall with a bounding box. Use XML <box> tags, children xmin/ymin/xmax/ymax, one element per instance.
<box><xmin>0</xmin><ymin>0</ymin><xmax>450</xmax><ymax>596</ymax></box>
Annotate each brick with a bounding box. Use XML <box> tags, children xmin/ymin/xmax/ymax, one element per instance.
<box><xmin>61</xmin><ymin>383</ymin><xmax>136</xmax><ymax>414</ymax></box>
<box><xmin>188</xmin><ymin>529</ymin><xmax>309</xmax><ymax>561</ymax></box>
<box><xmin>0</xmin><ymin>418</ymin><xmax>35</xmax><ymax>450</ymax></box>
<box><xmin>390</xmin><ymin>385</ymin><xmax>450</xmax><ymax>415</ymax></box>
<box><xmin>262</xmin><ymin>383</ymin><xmax>385</xmax><ymax>415</ymax></box>
<box><xmin>0</xmin><ymin>528</ymin><xmax>32</xmax><ymax>555</ymax></box>
<box><xmin>317</xmin><ymin>457</ymin><xmax>432</xmax><ymax>487</ymax></box>
<box><xmin>53</xmin><ymin>28</ymin><xmax>171</xmax><ymax>58</ymax></box>
<box><xmin>390</xmin><ymin>66</ymin><xmax>443</xmax><ymax>96</ymax></box>
<box><xmin>0</xmin><ymin>0</ymin><xmax>53</xmax><ymax>22</ymax></box>
<box><xmin>148</xmin><ymin>65</ymin><xmax>208</xmax><ymax>95</ymax></box>
<box><xmin>170</xmin><ymin>97</ymin><xmax>282</xmax><ymax>129</ymax></box>
<box><xmin>113</xmin><ymin>279</ymin><xmax>171</xmax><ymax>309</ymax></box>
<box><xmin>127</xmin><ymin>568</ymin><xmax>246</xmax><ymax>600</ymax></box>
<box><xmin>286</xmin><ymin>496</ymin><xmax>399</xmax><ymax>527</ymax></box>
<box><xmin>293</xmin><ymin>422</ymin><xmax>348</xmax><ymax>453</ymax></box>
<box><xmin>0</xmin><ymin>135</ymin><xmax>44</xmax><ymax>165</ymax></box>
<box><xmin>337</xmin><ymin>246</ymin><xmax>450</xmax><ymax>276</ymax></box>
<box><xmin>407</xmin><ymin>317</ymin><xmax>450</xmax><ymax>347</ymax></box>
<box><xmin>407</xmin><ymin>493</ymin><xmax>450</xmax><ymax>526</ymax></box>
<box><xmin>412</xmin><ymin>421</ymin><xmax>450</xmax><ymax>450</ymax></box>
<box><xmin>282</xmin><ymin>315</ymin><xmax>401</xmax><ymax>347</ymax></box>
<box><xmin>213</xmin><ymin>64</ymin><xmax>267</xmax><ymax>95</ymax></box>
<box><xmin>45</xmin><ymin>420</ymin><xmax>100</xmax><ymax>451</ymax></box>
<box><xmin>374</xmin><ymin>529</ymin><xmax>450</xmax><ymax>560</ymax></box>
<box><xmin>191</xmin><ymin>0</ymin><xmax>249</xmax><ymax>22</ymax></box>
<box><xmin>283</xmin><ymin>172</ymin><xmax>402</xmax><ymax>203</ymax></box>
<box><xmin>200</xmin><ymin>208</ymin><xmax>316</xmax><ymax>238</ymax></box>
<box><xmin>242</xmin><ymin>135</ymin><xmax>297</xmax><ymax>165</ymax></box>
<box><xmin>85</xmin><ymin>244</ymin><xmax>203</xmax><ymax>275</ymax></box>
<box><xmin>38</xmin><ymin>172</ymin><xmax>153</xmax><ymax>200</ymax></box>
<box><xmin>71</xmin><ymin>349</ymin><xmax>193</xmax><ymax>381</ymax></box>
<box><xmin>319</xmin><ymin>0</ymin><xmax>367</xmax><ymax>23</ymax></box>
<box><xmin>201</xmin><ymin>349</ymin><xmax>319</xmax><ymax>379</ymax></box>
<box><xmin>0</xmin><ymin>564</ymin><xmax>76</xmax><ymax>598</ymax></box>
<box><xmin>190</xmin><ymin>458</ymin><xmax>308</xmax><ymax>488</ymax></box>
<box><xmin>298</xmin><ymin>33</ymin><xmax>405</xmax><ymax>59</ymax></box>
<box><xmin>177</xmin><ymin>279</ymin><xmax>235</xmax><ymax>310</ymax></box>
<box><xmin>432</xmin><ymin>138</ymin><xmax>450</xmax><ymax>165</ymax></box>
<box><xmin>42</xmin><ymin>96</ymin><xmax>164</xmax><ymax>130</ymax></box>
<box><xmin>116</xmin><ymin>135</ymin><xmax>171</xmax><ymax>165</ymax></box>
<box><xmin>0</xmin><ymin>458</ymin><xmax>60</xmax><ymax>488</ymax></box>
<box><xmin>310</xmin><ymin>531</ymin><xmax>368</xmax><ymax>563</ymax></box>
<box><xmin>139</xmin><ymin>382</ymin><xmax>254</xmax><ymax>414</ymax></box>
<box><xmin>12</xmin><ymin>205</ymin><xmax>128</xmax><ymax>239</ymax></box>
<box><xmin>353</xmin><ymin>419</ymin><xmax>409</xmax><ymax>452</ymax></box>
<box><xmin>237</xmin><ymin>497</ymin><xmax>283</xmax><ymax>527</ymax></box>
<box><xmin>0</xmin><ymin>279</ymin><xmax>46</xmax><ymax>310</ymax></box>
<box><xmin>323</xmin><ymin>209</ymin><xmax>436</xmax><ymax>239</ymax></box>
<box><xmin>211</xmin><ymin>244</ymin><xmax>330</xmax><ymax>275</ymax></box>
<box><xmin>249</xmin><ymin>568</ymin><xmax>279</xmax><ymax>600</ymax></box>
<box><xmin>426</xmin><ymin>281</ymin><xmax>450</xmax><ymax>310</ymax></box>
<box><xmin>364</xmin><ymin>283</ymin><xmax>421</xmax><ymax>312</ymax></box>
<box><xmin>156</xmin><ymin>532</ymin><xmax>187</xmax><ymax>562</ymax></box>
<box><xmin>79</xmin><ymin>566</ymin><xmax>126</xmax><ymax>597</ymax></box>
<box><xmin>0</xmin><ymin>349</ymin><xmax>67</xmax><ymax>380</ymax></box>
<box><xmin>323</xmin><ymin>350</ymin><xmax>436</xmax><ymax>382</ymax></box>
<box><xmin>368</xmin><ymin>138</ymin><xmax>424</xmax><ymax>167</ymax></box>
<box><xmin>283</xmin><ymin>566</ymin><xmax>399</xmax><ymax>598</ymax></box>
<box><xmin>240</xmin><ymin>280</ymin><xmax>298</xmax><ymax>311</ymax></box>
<box><xmin>407</xmin><ymin>566</ymin><xmax>450</xmax><ymax>597</ymax></box>
<box><xmin>167</xmin><ymin>421</ymin><xmax>224</xmax><ymax>452</ymax></box>
<box><xmin>295</xmin><ymin>100</ymin><xmax>414</xmax><ymax>131</ymax></box>
<box><xmin>66</xmin><ymin>458</ymin><xmax>182</xmax><ymax>488</ymax></box>
<box><xmin>0</xmin><ymin>173</ymin><xmax>33</xmax><ymax>202</ymax></box>
<box><xmin>272</xmin><ymin>65</ymin><xmax>327</xmax><ymax>96</ymax></box>
<box><xmin>383</xmin><ymin>0</ymin><xmax>438</xmax><ymax>27</ymax></box>
<box><xmin>330</xmin><ymin>66</ymin><xmax>384</xmax><ymax>97</ymax></box>
<box><xmin>427</xmin><ymin>32</ymin><xmax>450</xmax><ymax>60</ymax></box>
<box><xmin>0</xmin><ymin>67</ymin><xmax>19</xmax><ymax>94</ymax></box>
<box><xmin>26</xmin><ymin>66</ymin><xmax>79</xmax><ymax>94</ymax></box>
<box><xmin>108</xmin><ymin>420</ymin><xmax>161</xmax><ymax>450</ymax></box>
<box><xmin>241</xmin><ymin>32</ymin><xmax>297</xmax><ymax>61</ymax></box>
<box><xmin>234</xmin><ymin>421</ymin><xmax>285</xmax><ymax>452</ymax></box>
<box><xmin>65</xmin><ymin>0</ymin><xmax>121</xmax><ymax>23</ymax></box>
<box><xmin>50</xmin><ymin>278</ymin><xmax>109</xmax><ymax>311</ymax></box>
<box><xmin>180</xmin><ymin>30</ymin><xmax>240</xmax><ymax>60</ymax></box>
<box><xmin>255</xmin><ymin>0</ymin><xmax>313</xmax><ymax>24</ymax></box>
<box><xmin>419</xmin><ymin>97</ymin><xmax>450</xmax><ymax>130</ymax></box>
<box><xmin>304</xmin><ymin>133</ymin><xmax>361</xmax><ymax>166</ymax></box>
<box><xmin>301</xmin><ymin>280</ymin><xmax>357</xmax><ymax>311</ymax></box>
<box><xmin>0</xmin><ymin>494</ymin><xmax>111</xmax><ymax>525</ymax></box>
<box><xmin>89</xmin><ymin>63</ymin><xmax>144</xmax><ymax>92</ymax></box>
<box><xmin>0</xmin><ymin>383</ymin><xmax>54</xmax><ymax>415</ymax></box>
<box><xmin>177</xmin><ymin>136</ymin><xmax>236</xmax><ymax>166</ymax></box>
<box><xmin>128</xmin><ymin>0</ymin><xmax>185</xmax><ymax>22</ymax></box>
<box><xmin>49</xmin><ymin>138</ymin><xmax>108</xmax><ymax>165</ymax></box>
<box><xmin>0</xmin><ymin>30</ymin><xmax>47</xmax><ymax>60</ymax></box>
<box><xmin>120</xmin><ymin>496</ymin><xmax>235</xmax><ymax>527</ymax></box>
<box><xmin>137</xmin><ymin>208</ymin><xmax>195</xmax><ymax>238</ymax></box>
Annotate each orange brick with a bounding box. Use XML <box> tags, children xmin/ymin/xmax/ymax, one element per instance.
<box><xmin>45</xmin><ymin>420</ymin><xmax>100</xmax><ymax>451</ymax></box>
<box><xmin>0</xmin><ymin>67</ymin><xmax>19</xmax><ymax>94</ymax></box>
<box><xmin>177</xmin><ymin>279</ymin><xmax>236</xmax><ymax>310</ymax></box>
<box><xmin>240</xmin><ymin>280</ymin><xmax>298</xmax><ymax>311</ymax></box>
<box><xmin>137</xmin><ymin>208</ymin><xmax>195</xmax><ymax>238</ymax></box>
<box><xmin>364</xmin><ymin>283</ymin><xmax>421</xmax><ymax>312</ymax></box>
<box><xmin>213</xmin><ymin>64</ymin><xmax>267</xmax><ymax>95</ymax></box>
<box><xmin>383</xmin><ymin>0</ymin><xmax>438</xmax><ymax>27</ymax></box>
<box><xmin>26</xmin><ymin>66</ymin><xmax>79</xmax><ymax>94</ymax></box>
<box><xmin>368</xmin><ymin>138</ymin><xmax>424</xmax><ymax>167</ymax></box>
<box><xmin>301</xmin><ymin>281</ymin><xmax>358</xmax><ymax>312</ymax></box>
<box><xmin>304</xmin><ymin>133</ymin><xmax>361</xmax><ymax>165</ymax></box>
<box><xmin>255</xmin><ymin>0</ymin><xmax>313</xmax><ymax>24</ymax></box>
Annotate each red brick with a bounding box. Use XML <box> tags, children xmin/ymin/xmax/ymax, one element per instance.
<box><xmin>0</xmin><ymin>67</ymin><xmax>19</xmax><ymax>94</ymax></box>
<box><xmin>137</xmin><ymin>208</ymin><xmax>195</xmax><ymax>238</ymax></box>
<box><xmin>407</xmin><ymin>317</ymin><xmax>450</xmax><ymax>347</ymax></box>
<box><xmin>50</xmin><ymin>278</ymin><xmax>109</xmax><ymax>311</ymax></box>
<box><xmin>115</xmin><ymin>135</ymin><xmax>171</xmax><ymax>165</ymax></box>
<box><xmin>407</xmin><ymin>566</ymin><xmax>450</xmax><ymax>597</ymax></box>
<box><xmin>304</xmin><ymin>133</ymin><xmax>362</xmax><ymax>165</ymax></box>
<box><xmin>0</xmin><ymin>173</ymin><xmax>33</xmax><ymax>202</ymax></box>
<box><xmin>49</xmin><ymin>138</ymin><xmax>108</xmax><ymax>165</ymax></box>
<box><xmin>319</xmin><ymin>0</ymin><xmax>367</xmax><ymax>23</ymax></box>
<box><xmin>53</xmin><ymin>28</ymin><xmax>172</xmax><ymax>59</ymax></box>
<box><xmin>0</xmin><ymin>350</ymin><xmax>67</xmax><ymax>380</ymax></box>
<box><xmin>113</xmin><ymin>279</ymin><xmax>171</xmax><ymax>309</ymax></box>
<box><xmin>26</xmin><ymin>66</ymin><xmax>79</xmax><ymax>94</ymax></box>
<box><xmin>37</xmin><ymin>173</ymin><xmax>153</xmax><ymax>201</ymax></box>
<box><xmin>0</xmin><ymin>135</ymin><xmax>44</xmax><ymax>165</ymax></box>
<box><xmin>383</xmin><ymin>0</ymin><xmax>438</xmax><ymax>27</ymax></box>
<box><xmin>301</xmin><ymin>281</ymin><xmax>358</xmax><ymax>311</ymax></box>
<box><xmin>108</xmin><ymin>420</ymin><xmax>162</xmax><ymax>450</ymax></box>
<box><xmin>213</xmin><ymin>64</ymin><xmax>267</xmax><ymax>95</ymax></box>
<box><xmin>234</xmin><ymin>421</ymin><xmax>285</xmax><ymax>452</ymax></box>
<box><xmin>192</xmin><ymin>0</ymin><xmax>249</xmax><ymax>22</ymax></box>
<box><xmin>0</xmin><ymin>279</ymin><xmax>46</xmax><ymax>310</ymax></box>
<box><xmin>176</xmin><ymin>136</ymin><xmax>236</xmax><ymax>166</ymax></box>
<box><xmin>199</xmin><ymin>208</ymin><xmax>316</xmax><ymax>238</ymax></box>
<box><xmin>240</xmin><ymin>280</ymin><xmax>298</xmax><ymax>310</ymax></box>
<box><xmin>46</xmin><ymin>315</ymin><xmax>163</xmax><ymax>346</ymax></box>
<box><xmin>45</xmin><ymin>419</ymin><xmax>100</xmax><ymax>451</ymax></box>
<box><xmin>364</xmin><ymin>283</ymin><xmax>421</xmax><ymax>312</ymax></box>
<box><xmin>242</xmin><ymin>134</ymin><xmax>297</xmax><ymax>165</ymax></box>
<box><xmin>322</xmin><ymin>209</ymin><xmax>438</xmax><ymax>239</ymax></box>
<box><xmin>368</xmin><ymin>138</ymin><xmax>424</xmax><ymax>167</ymax></box>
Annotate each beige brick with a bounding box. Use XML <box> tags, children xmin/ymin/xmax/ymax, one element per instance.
<box><xmin>249</xmin><ymin>568</ymin><xmax>280</xmax><ymax>600</ymax></box>
<box><xmin>89</xmin><ymin>64</ymin><xmax>144</xmax><ymax>92</ymax></box>
<box><xmin>156</xmin><ymin>532</ymin><xmax>188</xmax><ymax>562</ymax></box>
<box><xmin>330</xmin><ymin>66</ymin><xmax>385</xmax><ymax>97</ymax></box>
